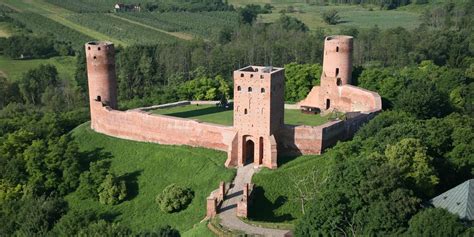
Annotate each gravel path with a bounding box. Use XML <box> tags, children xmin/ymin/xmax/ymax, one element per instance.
<box><xmin>218</xmin><ymin>165</ymin><xmax>292</xmax><ymax>237</ymax></box>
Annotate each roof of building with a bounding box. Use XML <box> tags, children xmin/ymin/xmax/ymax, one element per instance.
<box><xmin>430</xmin><ymin>179</ymin><xmax>474</xmax><ymax>221</ymax></box>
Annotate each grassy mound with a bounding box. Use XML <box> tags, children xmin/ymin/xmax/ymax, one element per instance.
<box><xmin>68</xmin><ymin>123</ymin><xmax>235</xmax><ymax>233</ymax></box>
<box><xmin>250</xmin><ymin>154</ymin><xmax>333</xmax><ymax>224</ymax></box>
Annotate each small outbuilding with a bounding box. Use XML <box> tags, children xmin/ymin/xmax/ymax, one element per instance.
<box><xmin>430</xmin><ymin>179</ymin><xmax>474</xmax><ymax>221</ymax></box>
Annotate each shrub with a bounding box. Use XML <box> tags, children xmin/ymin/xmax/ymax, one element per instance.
<box><xmin>98</xmin><ymin>173</ymin><xmax>127</xmax><ymax>205</ymax></box>
<box><xmin>155</xmin><ymin>184</ymin><xmax>194</xmax><ymax>213</ymax></box>
<box><xmin>322</xmin><ymin>10</ymin><xmax>340</xmax><ymax>25</ymax></box>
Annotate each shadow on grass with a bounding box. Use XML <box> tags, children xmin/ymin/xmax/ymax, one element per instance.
<box><xmin>79</xmin><ymin>148</ymin><xmax>113</xmax><ymax>172</ymax></box>
<box><xmin>99</xmin><ymin>211</ymin><xmax>122</xmax><ymax>222</ymax></box>
<box><xmin>162</xmin><ymin>105</ymin><xmax>233</xmax><ymax>118</ymax></box>
<box><xmin>122</xmin><ymin>170</ymin><xmax>143</xmax><ymax>201</ymax></box>
<box><xmin>248</xmin><ymin>187</ymin><xmax>295</xmax><ymax>222</ymax></box>
<box><xmin>278</xmin><ymin>155</ymin><xmax>301</xmax><ymax>168</ymax></box>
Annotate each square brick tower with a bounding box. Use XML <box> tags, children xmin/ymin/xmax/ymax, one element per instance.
<box><xmin>233</xmin><ymin>66</ymin><xmax>284</xmax><ymax>169</ymax></box>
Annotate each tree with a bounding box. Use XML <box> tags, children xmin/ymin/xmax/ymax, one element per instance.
<box><xmin>156</xmin><ymin>184</ymin><xmax>194</xmax><ymax>213</ymax></box>
<box><xmin>77</xmin><ymin>160</ymin><xmax>111</xmax><ymax>199</ymax></box>
<box><xmin>275</xmin><ymin>15</ymin><xmax>308</xmax><ymax>32</ymax></box>
<box><xmin>384</xmin><ymin>138</ymin><xmax>439</xmax><ymax>197</ymax></box>
<box><xmin>284</xmin><ymin>63</ymin><xmax>321</xmax><ymax>102</ymax></box>
<box><xmin>238</xmin><ymin>6</ymin><xmax>258</xmax><ymax>25</ymax></box>
<box><xmin>98</xmin><ymin>173</ymin><xmax>127</xmax><ymax>205</ymax></box>
<box><xmin>137</xmin><ymin>225</ymin><xmax>180</xmax><ymax>237</ymax></box>
<box><xmin>406</xmin><ymin>208</ymin><xmax>466</xmax><ymax>237</ymax></box>
<box><xmin>322</xmin><ymin>10</ymin><xmax>340</xmax><ymax>25</ymax></box>
<box><xmin>18</xmin><ymin>64</ymin><xmax>59</xmax><ymax>105</ymax></box>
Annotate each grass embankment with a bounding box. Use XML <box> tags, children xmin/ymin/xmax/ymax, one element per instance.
<box><xmin>250</xmin><ymin>154</ymin><xmax>333</xmax><ymax>225</ymax></box>
<box><xmin>0</xmin><ymin>55</ymin><xmax>76</xmax><ymax>81</ymax></box>
<box><xmin>69</xmin><ymin>123</ymin><xmax>235</xmax><ymax>233</ymax></box>
<box><xmin>153</xmin><ymin>104</ymin><xmax>329</xmax><ymax>127</ymax></box>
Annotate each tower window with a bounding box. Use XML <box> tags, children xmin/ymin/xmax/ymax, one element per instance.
<box><xmin>336</xmin><ymin>78</ymin><xmax>342</xmax><ymax>86</ymax></box>
<box><xmin>326</xmin><ymin>99</ymin><xmax>331</xmax><ymax>109</ymax></box>
<box><xmin>240</xmin><ymin>73</ymin><xmax>244</xmax><ymax>77</ymax></box>
<box><xmin>260</xmin><ymin>75</ymin><xmax>264</xmax><ymax>79</ymax></box>
<box><xmin>93</xmin><ymin>56</ymin><xmax>97</xmax><ymax>60</ymax></box>
<box><xmin>96</xmin><ymin>96</ymin><xmax>101</xmax><ymax>102</ymax></box>
<box><xmin>336</xmin><ymin>46</ymin><xmax>339</xmax><ymax>52</ymax></box>
<box><xmin>250</xmin><ymin>74</ymin><xmax>254</xmax><ymax>78</ymax></box>
<box><xmin>98</xmin><ymin>47</ymin><xmax>101</xmax><ymax>51</ymax></box>
<box><xmin>244</xmin><ymin>109</ymin><xmax>248</xmax><ymax>114</ymax></box>
<box><xmin>87</xmin><ymin>46</ymin><xmax>91</xmax><ymax>50</ymax></box>
<box><xmin>261</xmin><ymin>88</ymin><xmax>265</xmax><ymax>93</ymax></box>
<box><xmin>335</xmin><ymin>68</ymin><xmax>339</xmax><ymax>76</ymax></box>
<box><xmin>237</xmin><ymin>86</ymin><xmax>241</xmax><ymax>91</ymax></box>
<box><xmin>248</xmin><ymin>87</ymin><xmax>252</xmax><ymax>92</ymax></box>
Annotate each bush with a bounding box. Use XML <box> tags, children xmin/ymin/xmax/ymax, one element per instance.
<box><xmin>406</xmin><ymin>208</ymin><xmax>466</xmax><ymax>236</ymax></box>
<box><xmin>98</xmin><ymin>173</ymin><xmax>127</xmax><ymax>205</ymax></box>
<box><xmin>322</xmin><ymin>10</ymin><xmax>340</xmax><ymax>25</ymax></box>
<box><xmin>155</xmin><ymin>184</ymin><xmax>194</xmax><ymax>213</ymax></box>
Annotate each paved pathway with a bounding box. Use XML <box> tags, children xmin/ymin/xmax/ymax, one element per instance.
<box><xmin>218</xmin><ymin>165</ymin><xmax>291</xmax><ymax>236</ymax></box>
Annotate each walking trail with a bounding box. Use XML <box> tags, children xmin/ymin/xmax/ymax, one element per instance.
<box><xmin>218</xmin><ymin>165</ymin><xmax>291</xmax><ymax>236</ymax></box>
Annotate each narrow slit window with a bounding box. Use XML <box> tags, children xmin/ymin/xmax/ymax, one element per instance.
<box><xmin>248</xmin><ymin>87</ymin><xmax>252</xmax><ymax>92</ymax></box>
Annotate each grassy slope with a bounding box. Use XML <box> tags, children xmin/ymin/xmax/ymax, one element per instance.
<box><xmin>69</xmin><ymin>123</ymin><xmax>235</xmax><ymax>233</ymax></box>
<box><xmin>153</xmin><ymin>104</ymin><xmax>329</xmax><ymax>127</ymax></box>
<box><xmin>250</xmin><ymin>154</ymin><xmax>333</xmax><ymax>223</ymax></box>
<box><xmin>0</xmin><ymin>55</ymin><xmax>76</xmax><ymax>81</ymax></box>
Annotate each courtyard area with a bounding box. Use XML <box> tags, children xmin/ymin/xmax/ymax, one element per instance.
<box><xmin>152</xmin><ymin>104</ymin><xmax>329</xmax><ymax>127</ymax></box>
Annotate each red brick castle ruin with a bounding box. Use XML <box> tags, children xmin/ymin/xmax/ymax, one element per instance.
<box><xmin>85</xmin><ymin>36</ymin><xmax>381</xmax><ymax>170</ymax></box>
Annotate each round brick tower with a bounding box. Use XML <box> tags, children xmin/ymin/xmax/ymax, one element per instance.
<box><xmin>85</xmin><ymin>41</ymin><xmax>117</xmax><ymax>109</ymax></box>
<box><xmin>322</xmin><ymin>35</ymin><xmax>353</xmax><ymax>85</ymax></box>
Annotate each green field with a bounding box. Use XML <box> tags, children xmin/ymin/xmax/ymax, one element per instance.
<box><xmin>250</xmin><ymin>153</ymin><xmax>333</xmax><ymax>224</ymax></box>
<box><xmin>70</xmin><ymin>123</ymin><xmax>235</xmax><ymax>233</ymax></box>
<box><xmin>229</xmin><ymin>1</ymin><xmax>422</xmax><ymax>32</ymax></box>
<box><xmin>153</xmin><ymin>104</ymin><xmax>329</xmax><ymax>127</ymax></box>
<box><xmin>0</xmin><ymin>55</ymin><xmax>76</xmax><ymax>81</ymax></box>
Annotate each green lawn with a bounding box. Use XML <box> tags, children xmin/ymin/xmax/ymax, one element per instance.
<box><xmin>0</xmin><ymin>55</ymin><xmax>76</xmax><ymax>81</ymax></box>
<box><xmin>69</xmin><ymin>123</ymin><xmax>235</xmax><ymax>233</ymax></box>
<box><xmin>153</xmin><ymin>104</ymin><xmax>329</xmax><ymax>127</ymax></box>
<box><xmin>250</xmin><ymin>154</ymin><xmax>333</xmax><ymax>224</ymax></box>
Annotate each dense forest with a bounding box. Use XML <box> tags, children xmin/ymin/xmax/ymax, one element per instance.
<box><xmin>0</xmin><ymin>0</ymin><xmax>473</xmax><ymax>235</ymax></box>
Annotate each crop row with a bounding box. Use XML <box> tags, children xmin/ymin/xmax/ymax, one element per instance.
<box><xmin>8</xmin><ymin>13</ymin><xmax>94</xmax><ymax>50</ymax></box>
<box><xmin>66</xmin><ymin>13</ymin><xmax>179</xmax><ymax>45</ymax></box>
<box><xmin>119</xmin><ymin>11</ymin><xmax>238</xmax><ymax>38</ymax></box>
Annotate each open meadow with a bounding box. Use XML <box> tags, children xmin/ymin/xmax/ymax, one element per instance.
<box><xmin>0</xmin><ymin>55</ymin><xmax>76</xmax><ymax>81</ymax></box>
<box><xmin>70</xmin><ymin>123</ymin><xmax>235</xmax><ymax>233</ymax></box>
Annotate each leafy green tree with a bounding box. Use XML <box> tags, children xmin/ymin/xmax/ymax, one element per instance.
<box><xmin>275</xmin><ymin>15</ymin><xmax>308</xmax><ymax>32</ymax></box>
<box><xmin>137</xmin><ymin>225</ymin><xmax>180</xmax><ymax>237</ymax></box>
<box><xmin>384</xmin><ymin>138</ymin><xmax>439</xmax><ymax>197</ymax></box>
<box><xmin>52</xmin><ymin>209</ymin><xmax>98</xmax><ymax>236</ymax></box>
<box><xmin>406</xmin><ymin>208</ymin><xmax>466</xmax><ymax>237</ymax></box>
<box><xmin>98</xmin><ymin>173</ymin><xmax>127</xmax><ymax>205</ymax></box>
<box><xmin>18</xmin><ymin>64</ymin><xmax>59</xmax><ymax>105</ymax></box>
<box><xmin>322</xmin><ymin>10</ymin><xmax>340</xmax><ymax>25</ymax></box>
<box><xmin>238</xmin><ymin>5</ymin><xmax>258</xmax><ymax>25</ymax></box>
<box><xmin>0</xmin><ymin>196</ymin><xmax>67</xmax><ymax>236</ymax></box>
<box><xmin>295</xmin><ymin>159</ymin><xmax>420</xmax><ymax>236</ymax></box>
<box><xmin>156</xmin><ymin>184</ymin><xmax>194</xmax><ymax>213</ymax></box>
<box><xmin>284</xmin><ymin>63</ymin><xmax>321</xmax><ymax>102</ymax></box>
<box><xmin>77</xmin><ymin>160</ymin><xmax>110</xmax><ymax>199</ymax></box>
<box><xmin>77</xmin><ymin>220</ymin><xmax>132</xmax><ymax>236</ymax></box>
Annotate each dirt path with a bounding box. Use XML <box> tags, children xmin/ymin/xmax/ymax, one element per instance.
<box><xmin>218</xmin><ymin>165</ymin><xmax>291</xmax><ymax>236</ymax></box>
<box><xmin>107</xmin><ymin>14</ymin><xmax>194</xmax><ymax>41</ymax></box>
